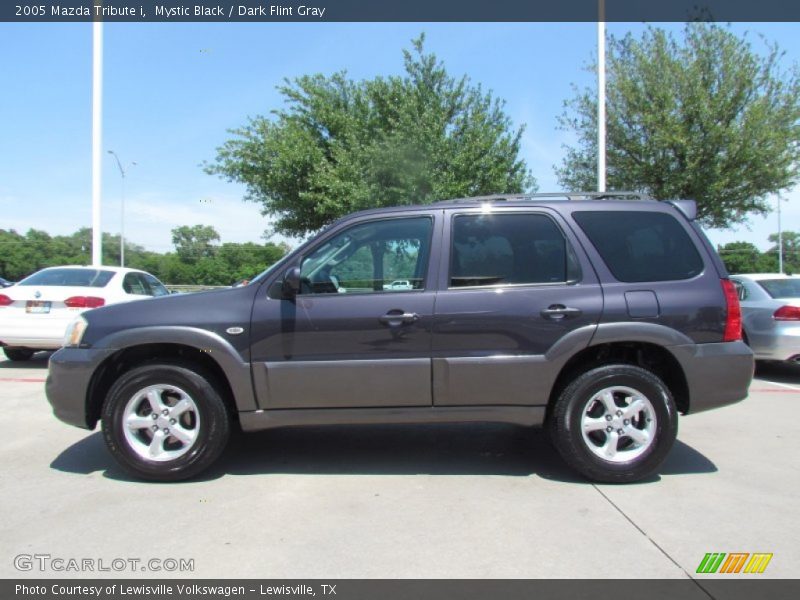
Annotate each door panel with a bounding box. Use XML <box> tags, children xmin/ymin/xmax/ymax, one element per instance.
<box><xmin>432</xmin><ymin>209</ymin><xmax>602</xmax><ymax>406</ymax></box>
<box><xmin>249</xmin><ymin>213</ymin><xmax>439</xmax><ymax>409</ymax></box>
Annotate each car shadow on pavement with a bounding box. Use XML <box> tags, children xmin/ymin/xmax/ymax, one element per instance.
<box><xmin>755</xmin><ymin>360</ymin><xmax>800</xmax><ymax>384</ymax></box>
<box><xmin>0</xmin><ymin>352</ymin><xmax>51</xmax><ymax>369</ymax></box>
<box><xmin>50</xmin><ymin>423</ymin><xmax>717</xmax><ymax>485</ymax></box>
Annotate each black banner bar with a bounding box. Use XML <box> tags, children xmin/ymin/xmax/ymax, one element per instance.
<box><xmin>4</xmin><ymin>1</ymin><xmax>800</xmax><ymax>23</ymax></box>
<box><xmin>5</xmin><ymin>580</ymin><xmax>800</xmax><ymax>600</ymax></box>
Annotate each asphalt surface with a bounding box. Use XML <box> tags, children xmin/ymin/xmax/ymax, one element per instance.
<box><xmin>0</xmin><ymin>353</ymin><xmax>798</xmax><ymax>580</ymax></box>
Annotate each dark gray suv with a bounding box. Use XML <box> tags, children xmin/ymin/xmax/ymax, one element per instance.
<box><xmin>46</xmin><ymin>193</ymin><xmax>754</xmax><ymax>482</ymax></box>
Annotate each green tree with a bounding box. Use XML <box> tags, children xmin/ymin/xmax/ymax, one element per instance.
<box><xmin>0</xmin><ymin>226</ymin><xmax>288</xmax><ymax>286</ymax></box>
<box><xmin>717</xmin><ymin>241</ymin><xmax>763</xmax><ymax>274</ymax></box>
<box><xmin>217</xmin><ymin>241</ymin><xmax>288</xmax><ymax>283</ymax></box>
<box><xmin>171</xmin><ymin>225</ymin><xmax>221</xmax><ymax>264</ymax></box>
<box><xmin>767</xmin><ymin>230</ymin><xmax>800</xmax><ymax>273</ymax></box>
<box><xmin>558</xmin><ymin>23</ymin><xmax>800</xmax><ymax>229</ymax></box>
<box><xmin>207</xmin><ymin>35</ymin><xmax>534</xmax><ymax>237</ymax></box>
<box><xmin>0</xmin><ymin>229</ymin><xmax>29</xmax><ymax>280</ymax></box>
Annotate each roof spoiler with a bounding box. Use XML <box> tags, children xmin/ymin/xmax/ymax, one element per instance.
<box><xmin>666</xmin><ymin>200</ymin><xmax>697</xmax><ymax>220</ymax></box>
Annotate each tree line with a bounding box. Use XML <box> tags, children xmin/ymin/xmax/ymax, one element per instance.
<box><xmin>0</xmin><ymin>226</ymin><xmax>288</xmax><ymax>286</ymax></box>
<box><xmin>718</xmin><ymin>231</ymin><xmax>800</xmax><ymax>274</ymax></box>
<box><xmin>4</xmin><ymin>223</ymin><xmax>795</xmax><ymax>286</ymax></box>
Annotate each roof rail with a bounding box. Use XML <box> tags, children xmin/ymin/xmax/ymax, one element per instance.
<box><xmin>434</xmin><ymin>191</ymin><xmax>653</xmax><ymax>204</ymax></box>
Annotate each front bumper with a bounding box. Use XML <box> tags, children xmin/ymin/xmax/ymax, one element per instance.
<box><xmin>672</xmin><ymin>341</ymin><xmax>754</xmax><ymax>414</ymax></box>
<box><xmin>46</xmin><ymin>346</ymin><xmax>116</xmax><ymax>429</ymax></box>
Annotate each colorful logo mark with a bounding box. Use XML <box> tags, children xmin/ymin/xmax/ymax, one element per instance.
<box><xmin>696</xmin><ymin>552</ymin><xmax>773</xmax><ymax>574</ymax></box>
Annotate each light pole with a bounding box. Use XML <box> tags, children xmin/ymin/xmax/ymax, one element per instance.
<box><xmin>107</xmin><ymin>150</ymin><xmax>136</xmax><ymax>267</ymax></box>
<box><xmin>597</xmin><ymin>0</ymin><xmax>606</xmax><ymax>193</ymax></box>
<box><xmin>92</xmin><ymin>18</ymin><xmax>103</xmax><ymax>266</ymax></box>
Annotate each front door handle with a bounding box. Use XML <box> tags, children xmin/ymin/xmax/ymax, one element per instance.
<box><xmin>540</xmin><ymin>305</ymin><xmax>582</xmax><ymax>320</ymax></box>
<box><xmin>379</xmin><ymin>311</ymin><xmax>420</xmax><ymax>326</ymax></box>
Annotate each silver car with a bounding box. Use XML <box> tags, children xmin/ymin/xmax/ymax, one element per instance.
<box><xmin>730</xmin><ymin>273</ymin><xmax>800</xmax><ymax>363</ymax></box>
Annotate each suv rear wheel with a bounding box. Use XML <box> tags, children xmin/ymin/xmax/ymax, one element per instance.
<box><xmin>101</xmin><ymin>363</ymin><xmax>230</xmax><ymax>481</ymax></box>
<box><xmin>548</xmin><ymin>364</ymin><xmax>677</xmax><ymax>483</ymax></box>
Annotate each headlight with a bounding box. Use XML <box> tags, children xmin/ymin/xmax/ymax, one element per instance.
<box><xmin>63</xmin><ymin>316</ymin><xmax>88</xmax><ymax>347</ymax></box>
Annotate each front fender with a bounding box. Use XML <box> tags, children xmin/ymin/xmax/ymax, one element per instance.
<box><xmin>92</xmin><ymin>326</ymin><xmax>257</xmax><ymax>412</ymax></box>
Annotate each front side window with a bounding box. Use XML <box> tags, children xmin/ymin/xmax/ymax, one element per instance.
<box><xmin>299</xmin><ymin>217</ymin><xmax>433</xmax><ymax>295</ymax></box>
<box><xmin>143</xmin><ymin>273</ymin><xmax>170</xmax><ymax>297</ymax></box>
<box><xmin>123</xmin><ymin>273</ymin><xmax>149</xmax><ymax>295</ymax></box>
<box><xmin>450</xmin><ymin>213</ymin><xmax>576</xmax><ymax>287</ymax></box>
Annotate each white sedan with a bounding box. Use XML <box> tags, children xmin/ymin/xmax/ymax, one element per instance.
<box><xmin>0</xmin><ymin>266</ymin><xmax>169</xmax><ymax>361</ymax></box>
<box><xmin>730</xmin><ymin>273</ymin><xmax>800</xmax><ymax>364</ymax></box>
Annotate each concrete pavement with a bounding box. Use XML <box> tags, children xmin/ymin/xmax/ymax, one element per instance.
<box><xmin>1</xmin><ymin>354</ymin><xmax>797</xmax><ymax>579</ymax></box>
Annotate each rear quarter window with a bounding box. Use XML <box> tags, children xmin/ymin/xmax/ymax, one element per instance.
<box><xmin>573</xmin><ymin>211</ymin><xmax>704</xmax><ymax>283</ymax></box>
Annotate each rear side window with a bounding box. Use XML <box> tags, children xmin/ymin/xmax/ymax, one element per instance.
<box><xmin>450</xmin><ymin>213</ymin><xmax>578</xmax><ymax>287</ymax></box>
<box><xmin>573</xmin><ymin>211</ymin><xmax>704</xmax><ymax>283</ymax></box>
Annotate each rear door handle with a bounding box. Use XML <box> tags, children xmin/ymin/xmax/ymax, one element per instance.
<box><xmin>379</xmin><ymin>311</ymin><xmax>420</xmax><ymax>325</ymax></box>
<box><xmin>540</xmin><ymin>305</ymin><xmax>582</xmax><ymax>320</ymax></box>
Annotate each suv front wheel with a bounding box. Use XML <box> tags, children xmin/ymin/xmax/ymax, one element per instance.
<box><xmin>548</xmin><ymin>364</ymin><xmax>678</xmax><ymax>483</ymax></box>
<box><xmin>101</xmin><ymin>363</ymin><xmax>230</xmax><ymax>481</ymax></box>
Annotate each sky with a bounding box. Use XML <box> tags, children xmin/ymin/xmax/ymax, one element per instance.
<box><xmin>1</xmin><ymin>21</ymin><xmax>799</xmax><ymax>254</ymax></box>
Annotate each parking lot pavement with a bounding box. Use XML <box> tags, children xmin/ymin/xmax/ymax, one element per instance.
<box><xmin>0</xmin><ymin>354</ymin><xmax>798</xmax><ymax>580</ymax></box>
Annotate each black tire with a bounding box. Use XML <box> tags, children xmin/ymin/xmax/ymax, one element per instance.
<box><xmin>101</xmin><ymin>362</ymin><xmax>230</xmax><ymax>482</ymax></box>
<box><xmin>548</xmin><ymin>364</ymin><xmax>678</xmax><ymax>483</ymax></box>
<box><xmin>2</xmin><ymin>347</ymin><xmax>35</xmax><ymax>361</ymax></box>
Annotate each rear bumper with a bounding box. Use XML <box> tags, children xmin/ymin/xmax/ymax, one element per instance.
<box><xmin>748</xmin><ymin>324</ymin><xmax>800</xmax><ymax>362</ymax></box>
<box><xmin>0</xmin><ymin>313</ymin><xmax>75</xmax><ymax>349</ymax></box>
<box><xmin>672</xmin><ymin>341</ymin><xmax>754</xmax><ymax>414</ymax></box>
<box><xmin>46</xmin><ymin>347</ymin><xmax>115</xmax><ymax>430</ymax></box>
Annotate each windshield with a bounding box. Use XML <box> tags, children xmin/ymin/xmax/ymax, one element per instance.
<box><xmin>757</xmin><ymin>278</ymin><xmax>800</xmax><ymax>299</ymax></box>
<box><xmin>18</xmin><ymin>268</ymin><xmax>115</xmax><ymax>288</ymax></box>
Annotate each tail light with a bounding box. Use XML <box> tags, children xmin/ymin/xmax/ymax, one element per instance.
<box><xmin>774</xmin><ymin>305</ymin><xmax>800</xmax><ymax>321</ymax></box>
<box><xmin>721</xmin><ymin>279</ymin><xmax>742</xmax><ymax>342</ymax></box>
<box><xmin>0</xmin><ymin>294</ymin><xmax>12</xmax><ymax>306</ymax></box>
<box><xmin>64</xmin><ymin>296</ymin><xmax>105</xmax><ymax>309</ymax></box>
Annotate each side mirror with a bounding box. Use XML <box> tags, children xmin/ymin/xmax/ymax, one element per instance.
<box><xmin>282</xmin><ymin>267</ymin><xmax>302</xmax><ymax>298</ymax></box>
